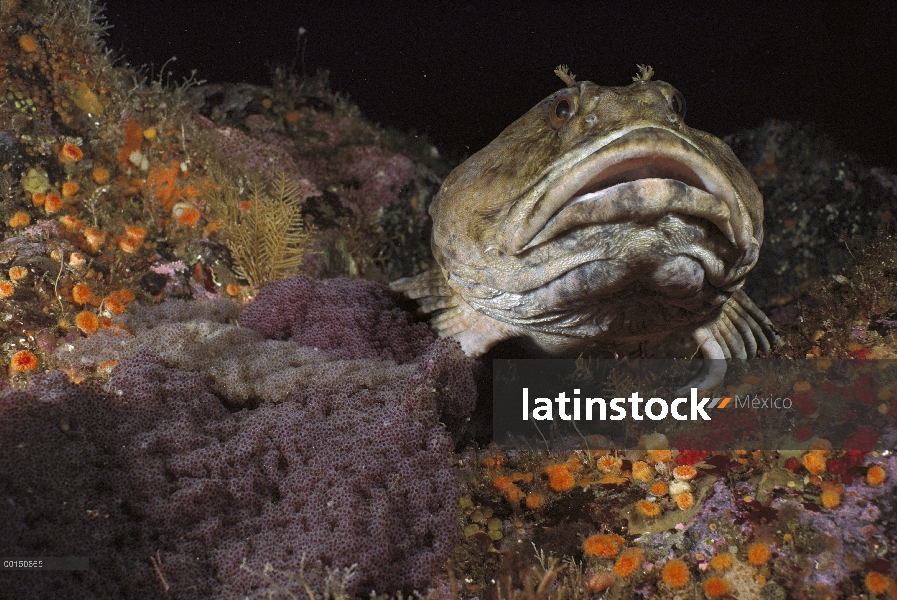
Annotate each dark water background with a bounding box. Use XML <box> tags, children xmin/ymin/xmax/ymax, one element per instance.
<box><xmin>103</xmin><ymin>0</ymin><xmax>897</xmax><ymax>167</ymax></box>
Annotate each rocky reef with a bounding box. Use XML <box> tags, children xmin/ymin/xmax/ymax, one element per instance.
<box><xmin>1</xmin><ymin>1</ymin><xmax>896</xmax><ymax>599</ymax></box>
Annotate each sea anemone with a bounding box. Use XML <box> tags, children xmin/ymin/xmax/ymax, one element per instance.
<box><xmin>631</xmin><ymin>460</ymin><xmax>653</xmax><ymax>482</ymax></box>
<box><xmin>8</xmin><ymin>211</ymin><xmax>30</xmax><ymax>227</ymax></box>
<box><xmin>747</xmin><ymin>542</ymin><xmax>770</xmax><ymax>566</ymax></box>
<box><xmin>0</xmin><ymin>281</ymin><xmax>14</xmax><ymax>299</ymax></box>
<box><xmin>709</xmin><ymin>553</ymin><xmax>733</xmax><ymax>571</ymax></box>
<box><xmin>175</xmin><ymin>206</ymin><xmax>202</xmax><ymax>227</ymax></box>
<box><xmin>75</xmin><ymin>311</ymin><xmax>99</xmax><ymax>334</ymax></box>
<box><xmin>820</xmin><ymin>488</ymin><xmax>841</xmax><ymax>509</ymax></box>
<box><xmin>703</xmin><ymin>577</ymin><xmax>730</xmax><ymax>597</ymax></box>
<box><xmin>802</xmin><ymin>451</ymin><xmax>827</xmax><ymax>475</ymax></box>
<box><xmin>673</xmin><ymin>465</ymin><xmax>698</xmax><ymax>481</ymax></box>
<box><xmin>71</xmin><ymin>283</ymin><xmax>92</xmax><ymax>305</ymax></box>
<box><xmin>647</xmin><ymin>449</ymin><xmax>672</xmax><ymax>463</ymax></box>
<box><xmin>61</xmin><ymin>181</ymin><xmax>80</xmax><ymax>197</ymax></box>
<box><xmin>9</xmin><ymin>350</ymin><xmax>39</xmax><ymax>373</ymax></box>
<box><xmin>648</xmin><ymin>481</ymin><xmax>668</xmax><ymax>496</ymax></box>
<box><xmin>108</xmin><ymin>289</ymin><xmax>135</xmax><ymax>305</ymax></box>
<box><xmin>44</xmin><ymin>193</ymin><xmax>63</xmax><ymax>214</ymax></box>
<box><xmin>583</xmin><ymin>534</ymin><xmax>622</xmax><ymax>558</ymax></box>
<box><xmin>675</xmin><ymin>492</ymin><xmax>695</xmax><ymax>510</ymax></box>
<box><xmin>525</xmin><ymin>493</ymin><xmax>543</xmax><ymax>509</ymax></box>
<box><xmin>83</xmin><ymin>227</ymin><xmax>106</xmax><ymax>252</ymax></box>
<box><xmin>68</xmin><ymin>253</ymin><xmax>87</xmax><ymax>268</ymax></box>
<box><xmin>596</xmin><ymin>455</ymin><xmax>623</xmax><ymax>473</ymax></box>
<box><xmin>867</xmin><ymin>464</ymin><xmax>887</xmax><ymax>486</ymax></box>
<box><xmin>492</xmin><ymin>476</ymin><xmax>512</xmax><ymax>491</ymax></box>
<box><xmin>865</xmin><ymin>572</ymin><xmax>897</xmax><ymax>595</ymax></box>
<box><xmin>102</xmin><ymin>295</ymin><xmax>125</xmax><ymax>316</ymax></box>
<box><xmin>61</xmin><ymin>216</ymin><xmax>85</xmax><ymax>231</ymax></box>
<box><xmin>92</xmin><ymin>167</ymin><xmax>110</xmax><ymax>184</ymax></box>
<box><xmin>18</xmin><ymin>34</ymin><xmax>38</xmax><ymax>53</ymax></box>
<box><xmin>613</xmin><ymin>548</ymin><xmax>642</xmax><ymax>578</ymax></box>
<box><xmin>587</xmin><ymin>571</ymin><xmax>616</xmax><ymax>593</ymax></box>
<box><xmin>8</xmin><ymin>266</ymin><xmax>27</xmax><ymax>281</ymax></box>
<box><xmin>59</xmin><ymin>143</ymin><xmax>83</xmax><ymax>162</ymax></box>
<box><xmin>669</xmin><ymin>479</ymin><xmax>692</xmax><ymax>497</ymax></box>
<box><xmin>504</xmin><ymin>484</ymin><xmax>524</xmax><ymax>503</ymax></box>
<box><xmin>545</xmin><ymin>464</ymin><xmax>575</xmax><ymax>492</ymax></box>
<box><xmin>636</xmin><ymin>500</ymin><xmax>661</xmax><ymax>518</ymax></box>
<box><xmin>661</xmin><ymin>559</ymin><xmax>690</xmax><ymax>589</ymax></box>
<box><xmin>118</xmin><ymin>225</ymin><xmax>147</xmax><ymax>253</ymax></box>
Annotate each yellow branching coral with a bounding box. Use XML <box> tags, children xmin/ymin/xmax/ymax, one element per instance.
<box><xmin>208</xmin><ymin>169</ymin><xmax>317</xmax><ymax>290</ymax></box>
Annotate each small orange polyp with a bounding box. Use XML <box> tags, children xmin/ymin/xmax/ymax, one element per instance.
<box><xmin>44</xmin><ymin>194</ymin><xmax>63</xmax><ymax>214</ymax></box>
<box><xmin>8</xmin><ymin>212</ymin><xmax>30</xmax><ymax>227</ymax></box>
<box><xmin>176</xmin><ymin>207</ymin><xmax>201</xmax><ymax>227</ymax></box>
<box><xmin>118</xmin><ymin>225</ymin><xmax>147</xmax><ymax>253</ymax></box>
<box><xmin>10</xmin><ymin>350</ymin><xmax>39</xmax><ymax>373</ymax></box>
<box><xmin>61</xmin><ymin>181</ymin><xmax>80</xmax><ymax>197</ymax></box>
<box><xmin>75</xmin><ymin>311</ymin><xmax>99</xmax><ymax>334</ymax></box>
<box><xmin>18</xmin><ymin>34</ymin><xmax>39</xmax><ymax>53</ymax></box>
<box><xmin>83</xmin><ymin>227</ymin><xmax>106</xmax><ymax>252</ymax></box>
<box><xmin>59</xmin><ymin>143</ymin><xmax>83</xmax><ymax>162</ymax></box>
<box><xmin>71</xmin><ymin>282</ymin><xmax>92</xmax><ymax>305</ymax></box>
<box><xmin>103</xmin><ymin>295</ymin><xmax>125</xmax><ymax>315</ymax></box>
<box><xmin>92</xmin><ymin>167</ymin><xmax>111</xmax><ymax>184</ymax></box>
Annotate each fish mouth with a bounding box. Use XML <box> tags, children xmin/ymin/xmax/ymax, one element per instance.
<box><xmin>505</xmin><ymin>127</ymin><xmax>753</xmax><ymax>256</ymax></box>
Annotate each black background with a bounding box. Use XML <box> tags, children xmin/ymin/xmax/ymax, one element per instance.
<box><xmin>103</xmin><ymin>1</ymin><xmax>897</xmax><ymax>166</ymax></box>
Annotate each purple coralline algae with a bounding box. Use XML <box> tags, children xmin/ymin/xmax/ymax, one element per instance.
<box><xmin>1</xmin><ymin>278</ymin><xmax>477</xmax><ymax>598</ymax></box>
<box><xmin>779</xmin><ymin>455</ymin><xmax>897</xmax><ymax>589</ymax></box>
<box><xmin>240</xmin><ymin>274</ymin><xmax>434</xmax><ymax>362</ymax></box>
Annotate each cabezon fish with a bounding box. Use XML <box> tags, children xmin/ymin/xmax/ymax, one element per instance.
<box><xmin>392</xmin><ymin>65</ymin><xmax>776</xmax><ymax>386</ymax></box>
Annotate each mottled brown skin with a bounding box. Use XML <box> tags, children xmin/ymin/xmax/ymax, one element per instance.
<box><xmin>393</xmin><ymin>70</ymin><xmax>775</xmax><ymax>386</ymax></box>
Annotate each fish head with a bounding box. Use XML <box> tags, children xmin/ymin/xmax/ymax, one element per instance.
<box><xmin>426</xmin><ymin>69</ymin><xmax>766</xmax><ymax>353</ymax></box>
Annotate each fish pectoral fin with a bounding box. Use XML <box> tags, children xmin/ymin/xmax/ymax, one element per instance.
<box><xmin>430</xmin><ymin>301</ymin><xmax>517</xmax><ymax>357</ymax></box>
<box><xmin>723</xmin><ymin>289</ymin><xmax>779</xmax><ymax>357</ymax></box>
<box><xmin>678</xmin><ymin>290</ymin><xmax>779</xmax><ymax>394</ymax></box>
<box><xmin>390</xmin><ymin>267</ymin><xmax>454</xmax><ymax>315</ymax></box>
<box><xmin>392</xmin><ymin>267</ymin><xmax>515</xmax><ymax>355</ymax></box>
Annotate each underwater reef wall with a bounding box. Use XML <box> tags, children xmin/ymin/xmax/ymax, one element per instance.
<box><xmin>3</xmin><ymin>1</ymin><xmax>897</xmax><ymax>599</ymax></box>
<box><xmin>1</xmin><ymin>0</ymin><xmax>444</xmax><ymax>389</ymax></box>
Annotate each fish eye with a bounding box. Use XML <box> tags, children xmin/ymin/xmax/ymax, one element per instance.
<box><xmin>668</xmin><ymin>87</ymin><xmax>686</xmax><ymax>119</ymax></box>
<box><xmin>550</xmin><ymin>92</ymin><xmax>576</xmax><ymax>129</ymax></box>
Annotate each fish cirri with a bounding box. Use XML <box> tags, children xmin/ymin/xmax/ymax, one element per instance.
<box><xmin>393</xmin><ymin>65</ymin><xmax>776</xmax><ymax>387</ymax></box>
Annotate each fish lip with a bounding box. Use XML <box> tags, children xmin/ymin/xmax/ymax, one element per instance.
<box><xmin>503</xmin><ymin>127</ymin><xmax>752</xmax><ymax>256</ymax></box>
